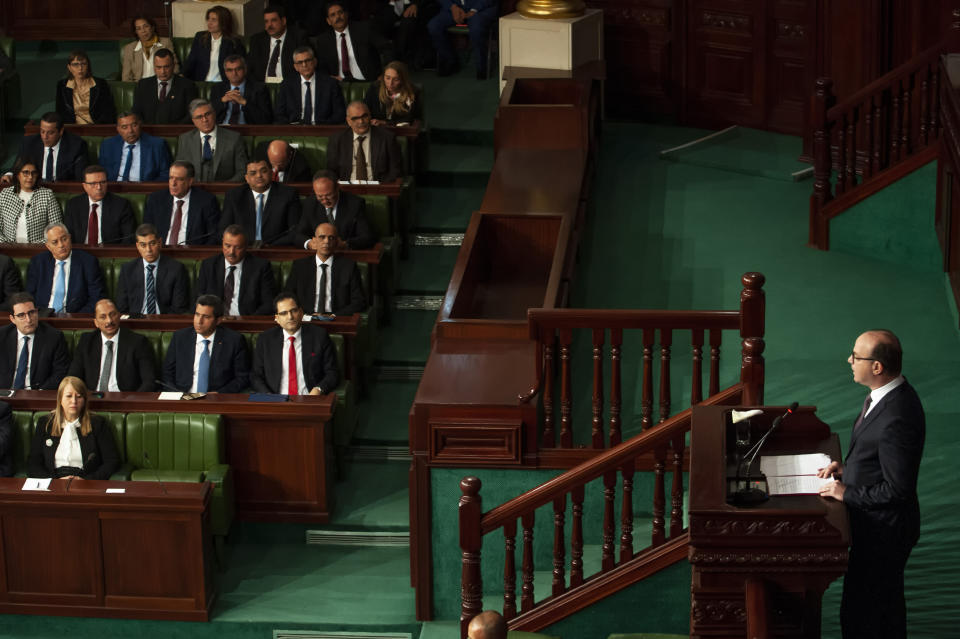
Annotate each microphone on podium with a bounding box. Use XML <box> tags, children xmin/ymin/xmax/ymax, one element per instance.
<box><xmin>730</xmin><ymin>402</ymin><xmax>799</xmax><ymax>507</ymax></box>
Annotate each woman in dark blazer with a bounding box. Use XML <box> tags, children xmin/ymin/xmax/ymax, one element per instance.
<box><xmin>55</xmin><ymin>50</ymin><xmax>116</xmax><ymax>125</ymax></box>
<box><xmin>363</xmin><ymin>61</ymin><xmax>422</xmax><ymax>126</ymax></box>
<box><xmin>183</xmin><ymin>5</ymin><xmax>245</xmax><ymax>82</ymax></box>
<box><xmin>27</xmin><ymin>376</ymin><xmax>120</xmax><ymax>480</ymax></box>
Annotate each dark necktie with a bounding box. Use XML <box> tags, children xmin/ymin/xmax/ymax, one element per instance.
<box><xmin>98</xmin><ymin>340</ymin><xmax>114</xmax><ymax>392</ymax></box>
<box><xmin>223</xmin><ymin>265</ymin><xmax>236</xmax><ymax>313</ymax></box>
<box><xmin>13</xmin><ymin>336</ymin><xmax>29</xmax><ymax>390</ymax></box>
<box><xmin>45</xmin><ymin>147</ymin><xmax>55</xmax><ymax>182</ymax></box>
<box><xmin>121</xmin><ymin>144</ymin><xmax>135</xmax><ymax>181</ymax></box>
<box><xmin>317</xmin><ymin>263</ymin><xmax>328</xmax><ymax>313</ymax></box>
<box><xmin>267</xmin><ymin>39</ymin><xmax>282</xmax><ymax>77</ymax></box>
<box><xmin>169</xmin><ymin>199</ymin><xmax>184</xmax><ymax>245</ymax></box>
<box><xmin>853</xmin><ymin>395</ymin><xmax>873</xmax><ymax>430</ymax></box>
<box><xmin>228</xmin><ymin>87</ymin><xmax>240</xmax><ymax>124</ymax></box>
<box><xmin>356</xmin><ymin>135</ymin><xmax>368</xmax><ymax>181</ymax></box>
<box><xmin>159</xmin><ymin>81</ymin><xmax>168</xmax><ymax>101</ymax></box>
<box><xmin>324</xmin><ymin>207</ymin><xmax>334</xmax><ymax>224</ymax></box>
<box><xmin>145</xmin><ymin>264</ymin><xmax>158</xmax><ymax>314</ymax></box>
<box><xmin>303</xmin><ymin>81</ymin><xmax>312</xmax><ymax>124</ymax></box>
<box><xmin>287</xmin><ymin>336</ymin><xmax>298</xmax><ymax>395</ymax></box>
<box><xmin>202</xmin><ymin>134</ymin><xmax>213</xmax><ymax>162</ymax></box>
<box><xmin>340</xmin><ymin>33</ymin><xmax>352</xmax><ymax>80</ymax></box>
<box><xmin>87</xmin><ymin>203</ymin><xmax>99</xmax><ymax>245</ymax></box>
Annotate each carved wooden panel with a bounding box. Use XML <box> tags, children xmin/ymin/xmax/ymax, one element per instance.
<box><xmin>0</xmin><ymin>0</ymin><xmax>170</xmax><ymax>39</ymax></box>
<box><xmin>429</xmin><ymin>420</ymin><xmax>523</xmax><ymax>465</ymax></box>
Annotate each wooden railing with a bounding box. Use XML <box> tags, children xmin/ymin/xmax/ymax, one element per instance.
<box><xmin>809</xmin><ymin>15</ymin><xmax>960</xmax><ymax>250</ymax></box>
<box><xmin>458</xmin><ymin>273</ymin><xmax>766</xmax><ymax>637</ymax></box>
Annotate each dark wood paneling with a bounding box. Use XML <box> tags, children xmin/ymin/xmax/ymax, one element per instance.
<box><xmin>0</xmin><ymin>1</ymin><xmax>170</xmax><ymax>39</ymax></box>
<box><xmin>430</xmin><ymin>420</ymin><xmax>523</xmax><ymax>465</ymax></box>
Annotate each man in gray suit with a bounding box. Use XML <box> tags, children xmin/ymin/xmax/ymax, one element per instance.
<box><xmin>174</xmin><ymin>99</ymin><xmax>248</xmax><ymax>182</ymax></box>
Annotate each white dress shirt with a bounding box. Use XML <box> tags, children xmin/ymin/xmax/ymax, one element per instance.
<box><xmin>168</xmin><ymin>189</ymin><xmax>192</xmax><ymax>245</ymax></box>
<box><xmin>16</xmin><ymin>190</ymin><xmax>32</xmax><ymax>242</ymax></box>
<box><xmin>206</xmin><ymin>36</ymin><xmax>222</xmax><ymax>82</ymax></box>
<box><xmin>136</xmin><ymin>40</ymin><xmax>161</xmax><ymax>79</ymax></box>
<box><xmin>314</xmin><ymin>254</ymin><xmax>334</xmax><ymax>313</ymax></box>
<box><xmin>191</xmin><ymin>330</ymin><xmax>215</xmax><ymax>392</ymax></box>
<box><xmin>14</xmin><ymin>329</ymin><xmax>34</xmax><ymax>389</ymax></box>
<box><xmin>335</xmin><ymin>27</ymin><xmax>365</xmax><ymax>80</ymax></box>
<box><xmin>43</xmin><ymin>142</ymin><xmax>61</xmax><ymax>181</ymax></box>
<box><xmin>54</xmin><ymin>418</ymin><xmax>83</xmax><ymax>469</ymax></box>
<box><xmin>47</xmin><ymin>253</ymin><xmax>72</xmax><ymax>310</ymax></box>
<box><xmin>864</xmin><ymin>375</ymin><xmax>906</xmax><ymax>418</ymax></box>
<box><xmin>279</xmin><ymin>328</ymin><xmax>308</xmax><ymax>395</ymax></box>
<box><xmin>99</xmin><ymin>332</ymin><xmax>120</xmax><ymax>392</ymax></box>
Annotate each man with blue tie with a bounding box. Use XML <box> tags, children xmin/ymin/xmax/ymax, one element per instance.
<box><xmin>210</xmin><ymin>55</ymin><xmax>273</xmax><ymax>125</ymax></box>
<box><xmin>98</xmin><ymin>112</ymin><xmax>172</xmax><ymax>182</ymax></box>
<box><xmin>0</xmin><ymin>292</ymin><xmax>69</xmax><ymax>390</ymax></box>
<box><xmin>219</xmin><ymin>159</ymin><xmax>301</xmax><ymax>246</ymax></box>
<box><xmin>174</xmin><ymin>99</ymin><xmax>248</xmax><ymax>183</ymax></box>
<box><xmin>162</xmin><ymin>294</ymin><xmax>250</xmax><ymax>393</ymax></box>
<box><xmin>115</xmin><ymin>223</ymin><xmax>191</xmax><ymax>315</ymax></box>
<box><xmin>274</xmin><ymin>46</ymin><xmax>345</xmax><ymax>125</ymax></box>
<box><xmin>26</xmin><ymin>223</ymin><xmax>106</xmax><ymax>314</ymax></box>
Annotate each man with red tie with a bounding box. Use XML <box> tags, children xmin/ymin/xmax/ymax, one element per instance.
<box><xmin>313</xmin><ymin>2</ymin><xmax>384</xmax><ymax>82</ymax></box>
<box><xmin>63</xmin><ymin>165</ymin><xmax>136</xmax><ymax>245</ymax></box>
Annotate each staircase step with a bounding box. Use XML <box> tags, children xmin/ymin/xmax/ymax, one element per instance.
<box><xmin>277</xmin><ymin>633</ymin><xmax>412</xmax><ymax>639</ymax></box>
<box><xmin>305</xmin><ymin>529</ymin><xmax>410</xmax><ymax>548</ymax></box>
<box><xmin>394</xmin><ymin>294</ymin><xmax>444</xmax><ymax>311</ymax></box>
<box><xmin>397</xmin><ymin>245</ymin><xmax>460</xmax><ymax>291</ymax></box>
<box><xmin>371</xmin><ymin>364</ymin><xmax>425</xmax><ymax>381</ymax></box>
<box><xmin>374</xmin><ymin>309</ymin><xmax>435</xmax><ymax>363</ymax></box>
<box><xmin>413</xmin><ymin>232</ymin><xmax>465</xmax><ymax>247</ymax></box>
<box><xmin>348</xmin><ymin>445</ymin><xmax>412</xmax><ymax>462</ymax></box>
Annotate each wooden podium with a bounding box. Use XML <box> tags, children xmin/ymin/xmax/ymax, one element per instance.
<box><xmin>689</xmin><ymin>405</ymin><xmax>849</xmax><ymax>639</ymax></box>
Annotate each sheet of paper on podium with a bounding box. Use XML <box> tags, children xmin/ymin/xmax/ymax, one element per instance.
<box><xmin>760</xmin><ymin>453</ymin><xmax>834</xmax><ymax>495</ymax></box>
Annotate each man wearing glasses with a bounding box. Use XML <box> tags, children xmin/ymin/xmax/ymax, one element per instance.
<box><xmin>63</xmin><ymin>165</ymin><xmax>136</xmax><ymax>245</ymax></box>
<box><xmin>175</xmin><ymin>99</ymin><xmax>248</xmax><ymax>182</ymax></box>
<box><xmin>274</xmin><ymin>46</ymin><xmax>345</xmax><ymax>125</ymax></box>
<box><xmin>326</xmin><ymin>101</ymin><xmax>402</xmax><ymax>183</ymax></box>
<box><xmin>818</xmin><ymin>330</ymin><xmax>926</xmax><ymax>639</ymax></box>
<box><xmin>0</xmin><ymin>292</ymin><xmax>70</xmax><ymax>390</ymax></box>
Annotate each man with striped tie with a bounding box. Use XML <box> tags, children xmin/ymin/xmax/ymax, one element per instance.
<box><xmin>115</xmin><ymin>223</ymin><xmax>191</xmax><ymax>316</ymax></box>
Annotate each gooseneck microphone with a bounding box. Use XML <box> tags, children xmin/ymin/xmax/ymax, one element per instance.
<box><xmin>731</xmin><ymin>402</ymin><xmax>799</xmax><ymax>506</ymax></box>
<box><xmin>142</xmin><ymin>450</ymin><xmax>168</xmax><ymax>495</ymax></box>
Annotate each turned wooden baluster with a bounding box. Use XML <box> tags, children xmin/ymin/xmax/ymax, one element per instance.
<box><xmin>591</xmin><ymin>328</ymin><xmax>604</xmax><ymax>449</ymax></box>
<box><xmin>552</xmin><ymin>495</ymin><xmax>566</xmax><ymax>596</ymax></box>
<box><xmin>503</xmin><ymin>519</ymin><xmax>517</xmax><ymax>620</ymax></box>
<box><xmin>570</xmin><ymin>486</ymin><xmax>584</xmax><ymax>588</ymax></box>
<box><xmin>542</xmin><ymin>338</ymin><xmax>555</xmax><ymax>448</ymax></box>
<box><xmin>691</xmin><ymin>328</ymin><xmax>704</xmax><ymax>405</ymax></box>
<box><xmin>459</xmin><ymin>477</ymin><xmax>483</xmax><ymax>639</ymax></box>
<box><xmin>601</xmin><ymin>470</ymin><xmax>616</xmax><ymax>571</ymax></box>
<box><xmin>641</xmin><ymin>329</ymin><xmax>654</xmax><ymax>430</ymax></box>
<box><xmin>864</xmin><ymin>98</ymin><xmax>875</xmax><ymax>179</ymax></box>
<box><xmin>931</xmin><ymin>64</ymin><xmax>941</xmax><ymax>137</ymax></box>
<box><xmin>739</xmin><ymin>272</ymin><xmax>766</xmax><ymax>404</ymax></box>
<box><xmin>901</xmin><ymin>77</ymin><xmax>912</xmax><ymax>157</ymax></box>
<box><xmin>873</xmin><ymin>98</ymin><xmax>884</xmax><ymax>172</ymax></box>
<box><xmin>670</xmin><ymin>434</ymin><xmax>685</xmax><ymax>536</ymax></box>
<box><xmin>609</xmin><ymin>328</ymin><xmax>623</xmax><ymax>446</ymax></box>
<box><xmin>836</xmin><ymin>113</ymin><xmax>849</xmax><ymax>194</ymax></box>
<box><xmin>708</xmin><ymin>329</ymin><xmax>722</xmax><ymax>396</ymax></box>
<box><xmin>520</xmin><ymin>511</ymin><xmax>535</xmax><ymax>612</ymax></box>
<box><xmin>619</xmin><ymin>460</ymin><xmax>635</xmax><ymax>562</ymax></box>
<box><xmin>810</xmin><ymin>77</ymin><xmax>835</xmax><ymax>249</ymax></box>
<box><xmin>652</xmin><ymin>446</ymin><xmax>666</xmax><ymax>546</ymax></box>
<box><xmin>741</xmin><ymin>337</ymin><xmax>766</xmax><ymax>406</ymax></box>
<box><xmin>891</xmin><ymin>84</ymin><xmax>902</xmax><ymax>164</ymax></box>
<box><xmin>846</xmin><ymin>108</ymin><xmax>857</xmax><ymax>188</ymax></box>
<box><xmin>559</xmin><ymin>328</ymin><xmax>573</xmax><ymax>448</ymax></box>
<box><xmin>920</xmin><ymin>64</ymin><xmax>931</xmax><ymax>147</ymax></box>
<box><xmin>659</xmin><ymin>329</ymin><xmax>672</xmax><ymax>423</ymax></box>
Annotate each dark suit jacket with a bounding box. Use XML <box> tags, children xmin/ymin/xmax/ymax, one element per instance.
<box><xmin>98</xmin><ymin>132</ymin><xmax>172</xmax><ymax>182</ymax></box>
<box><xmin>274</xmin><ymin>73</ymin><xmax>346</xmax><ymax>125</ymax></box>
<box><xmin>219</xmin><ymin>184</ymin><xmax>301</xmax><ymax>246</ymax></box>
<box><xmin>296</xmin><ymin>189</ymin><xmax>375</xmax><ymax>249</ymax></box>
<box><xmin>15</xmin><ymin>131</ymin><xmax>89</xmax><ymax>181</ymax></box>
<box><xmin>63</xmin><ymin>192</ymin><xmax>136</xmax><ymax>245</ymax></box>
<box><xmin>250</xmin><ymin>324</ymin><xmax>338</xmax><ymax>394</ymax></box>
<box><xmin>284</xmin><ymin>255</ymin><xmax>366</xmax><ymax>316</ymax></box>
<box><xmin>0</xmin><ymin>254</ymin><xmax>23</xmax><ymax>311</ymax></box>
<box><xmin>163</xmin><ymin>325</ymin><xmax>249</xmax><ymax>393</ymax></box>
<box><xmin>67</xmin><ymin>327</ymin><xmax>156</xmax><ymax>392</ymax></box>
<box><xmin>26</xmin><ymin>249</ymin><xmax>106</xmax><ymax>313</ymax></box>
<box><xmin>115</xmin><ymin>255</ymin><xmax>191</xmax><ymax>315</ymax></box>
<box><xmin>183</xmin><ymin>32</ymin><xmax>245</xmax><ymax>81</ymax></box>
<box><xmin>195</xmin><ymin>254</ymin><xmax>278</xmax><ymax>315</ymax></box>
<box><xmin>246</xmin><ymin>25</ymin><xmax>312</xmax><ymax>83</ymax></box>
<box><xmin>313</xmin><ymin>22</ymin><xmax>384</xmax><ymax>81</ymax></box>
<box><xmin>143</xmin><ymin>187</ymin><xmax>221</xmax><ymax>245</ymax></box>
<box><xmin>253</xmin><ymin>140</ymin><xmax>312</xmax><ymax>182</ymax></box>
<box><xmin>326</xmin><ymin>125</ymin><xmax>402</xmax><ymax>182</ymax></box>
<box><xmin>0</xmin><ymin>323</ymin><xmax>70</xmax><ymax>390</ymax></box>
<box><xmin>210</xmin><ymin>79</ymin><xmax>273</xmax><ymax>125</ymax></box>
<box><xmin>27</xmin><ymin>414</ymin><xmax>121</xmax><ymax>480</ymax></box>
<box><xmin>132</xmin><ymin>75</ymin><xmax>199</xmax><ymax>124</ymax></box>
<box><xmin>55</xmin><ymin>76</ymin><xmax>117</xmax><ymax>124</ymax></box>
<box><xmin>0</xmin><ymin>402</ymin><xmax>12</xmax><ymax>477</ymax></box>
<box><xmin>175</xmin><ymin>126</ymin><xmax>248</xmax><ymax>182</ymax></box>
<box><xmin>843</xmin><ymin>379</ymin><xmax>926</xmax><ymax>550</ymax></box>
<box><xmin>363</xmin><ymin>81</ymin><xmax>422</xmax><ymax>124</ymax></box>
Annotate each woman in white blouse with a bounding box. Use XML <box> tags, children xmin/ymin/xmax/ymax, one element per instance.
<box><xmin>183</xmin><ymin>5</ymin><xmax>245</xmax><ymax>82</ymax></box>
<box><xmin>121</xmin><ymin>14</ymin><xmax>179</xmax><ymax>82</ymax></box>
<box><xmin>27</xmin><ymin>376</ymin><xmax>121</xmax><ymax>480</ymax></box>
<box><xmin>0</xmin><ymin>158</ymin><xmax>63</xmax><ymax>244</ymax></box>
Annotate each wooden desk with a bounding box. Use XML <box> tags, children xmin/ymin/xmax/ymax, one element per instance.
<box><xmin>4</xmin><ymin>392</ymin><xmax>337</xmax><ymax>523</ymax></box>
<box><xmin>0</xmin><ymin>478</ymin><xmax>213</xmax><ymax>621</ymax></box>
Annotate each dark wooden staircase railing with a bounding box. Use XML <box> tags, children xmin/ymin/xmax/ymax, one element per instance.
<box><xmin>457</xmin><ymin>273</ymin><xmax>766</xmax><ymax>637</ymax></box>
<box><xmin>809</xmin><ymin>12</ymin><xmax>960</xmax><ymax>250</ymax></box>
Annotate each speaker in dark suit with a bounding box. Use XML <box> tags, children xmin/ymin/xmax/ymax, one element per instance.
<box><xmin>0</xmin><ymin>297</ymin><xmax>70</xmax><ymax>391</ymax></box>
<box><xmin>27</xmin><ymin>413</ymin><xmax>121</xmax><ymax>480</ymax></box>
<box><xmin>26</xmin><ymin>239</ymin><xmax>106</xmax><ymax>314</ymax></box>
<box><xmin>210</xmin><ymin>57</ymin><xmax>274</xmax><ymax>125</ymax></box>
<box><xmin>115</xmin><ymin>252</ymin><xmax>191</xmax><ymax>315</ymax></box>
<box><xmin>63</xmin><ymin>190</ymin><xmax>136</xmax><ymax>246</ymax></box>
<box><xmin>142</xmin><ymin>168</ymin><xmax>221</xmax><ymax>246</ymax></box>
<box><xmin>254</xmin><ymin>139</ymin><xmax>313</xmax><ymax>183</ymax></box>
<box><xmin>219</xmin><ymin>160</ymin><xmax>301</xmax><ymax>246</ymax></box>
<box><xmin>196</xmin><ymin>227</ymin><xmax>278</xmax><ymax>315</ymax></box>
<box><xmin>295</xmin><ymin>173</ymin><xmax>375</xmax><ymax>249</ymax></box>
<box><xmin>163</xmin><ymin>302</ymin><xmax>250</xmax><ymax>393</ymax></box>
<box><xmin>131</xmin><ymin>53</ymin><xmax>199</xmax><ymax>125</ymax></box>
<box><xmin>0</xmin><ymin>401</ymin><xmax>12</xmax><ymax>477</ymax></box>
<box><xmin>0</xmin><ymin>255</ymin><xmax>24</xmax><ymax>312</ymax></box>
<box><xmin>14</xmin><ymin>115</ymin><xmax>89</xmax><ymax>182</ymax></box>
<box><xmin>284</xmin><ymin>253</ymin><xmax>366</xmax><ymax>316</ymax></box>
<box><xmin>273</xmin><ymin>60</ymin><xmax>346</xmax><ymax>125</ymax></box>
<box><xmin>313</xmin><ymin>11</ymin><xmax>384</xmax><ymax>81</ymax></box>
<box><xmin>246</xmin><ymin>12</ymin><xmax>311</xmax><ymax>83</ymax></box>
<box><xmin>68</xmin><ymin>315</ymin><xmax>156</xmax><ymax>393</ymax></box>
<box><xmin>326</xmin><ymin>107</ymin><xmax>403</xmax><ymax>182</ymax></box>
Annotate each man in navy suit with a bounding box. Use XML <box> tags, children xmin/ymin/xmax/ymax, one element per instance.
<box><xmin>132</xmin><ymin>49</ymin><xmax>198</xmax><ymax>124</ymax></box>
<box><xmin>26</xmin><ymin>223</ymin><xmax>106</xmax><ymax>314</ymax></box>
<box><xmin>115</xmin><ymin>223</ymin><xmax>191</xmax><ymax>315</ymax></box>
<box><xmin>284</xmin><ymin>222</ymin><xmax>366</xmax><ymax>317</ymax></box>
<box><xmin>67</xmin><ymin>299</ymin><xmax>156</xmax><ymax>392</ymax></box>
<box><xmin>274</xmin><ymin>46</ymin><xmax>345</xmax><ymax>125</ymax></box>
<box><xmin>219</xmin><ymin>159</ymin><xmax>301</xmax><ymax>246</ymax></box>
<box><xmin>250</xmin><ymin>292</ymin><xmax>338</xmax><ymax>395</ymax></box>
<box><xmin>295</xmin><ymin>169</ymin><xmax>375</xmax><ymax>249</ymax></box>
<box><xmin>195</xmin><ymin>224</ymin><xmax>278</xmax><ymax>316</ymax></box>
<box><xmin>98</xmin><ymin>111</ymin><xmax>172</xmax><ymax>182</ymax></box>
<box><xmin>210</xmin><ymin>55</ymin><xmax>273</xmax><ymax>125</ymax></box>
<box><xmin>0</xmin><ymin>292</ymin><xmax>70</xmax><ymax>390</ymax></box>
<box><xmin>63</xmin><ymin>165</ymin><xmax>136</xmax><ymax>245</ymax></box>
<box><xmin>163</xmin><ymin>295</ymin><xmax>250</xmax><ymax>393</ymax></box>
<box><xmin>143</xmin><ymin>161</ymin><xmax>221</xmax><ymax>245</ymax></box>
<box><xmin>428</xmin><ymin>0</ymin><xmax>497</xmax><ymax>78</ymax></box>
<box><xmin>3</xmin><ymin>112</ymin><xmax>88</xmax><ymax>185</ymax></box>
<box><xmin>819</xmin><ymin>330</ymin><xmax>926</xmax><ymax>639</ymax></box>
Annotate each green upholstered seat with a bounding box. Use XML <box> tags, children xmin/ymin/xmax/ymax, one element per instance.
<box><xmin>172</xmin><ymin>38</ymin><xmax>193</xmax><ymax>72</ymax></box>
<box><xmin>360</xmin><ymin>194</ymin><xmax>392</xmax><ymax>238</ymax></box>
<box><xmin>53</xmin><ymin>191</ymin><xmax>73</xmax><ymax>216</ymax></box>
<box><xmin>163</xmin><ymin>135</ymin><xmax>179</xmax><ymax>158</ymax></box>
<box><xmin>110</xmin><ymin>81</ymin><xmax>137</xmax><ymax>115</ymax></box>
<box><xmin>343</xmin><ymin>81</ymin><xmax>371</xmax><ymax>104</ymax></box>
<box><xmin>195</xmin><ymin>81</ymin><xmax>214</xmax><ymax>102</ymax></box>
<box><xmin>81</xmin><ymin>136</ymin><xmax>105</xmax><ymax>164</ymax></box>
<box><xmin>123</xmin><ymin>192</ymin><xmax>147</xmax><ymax>226</ymax></box>
<box><xmin>0</xmin><ymin>37</ymin><xmax>15</xmax><ymax>63</ymax></box>
<box><xmin>0</xmin><ymin>37</ymin><xmax>21</xmax><ymax>130</ymax></box>
<box><xmin>12</xmin><ymin>258</ymin><xmax>28</xmax><ymax>289</ymax></box>
<box><xmin>10</xmin><ymin>410</ymin><xmax>35</xmax><ymax>477</ymax></box>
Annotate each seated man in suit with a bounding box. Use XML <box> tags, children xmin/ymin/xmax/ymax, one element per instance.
<box><xmin>0</xmin><ymin>400</ymin><xmax>11</xmax><ymax>477</ymax></box>
<box><xmin>196</xmin><ymin>224</ymin><xmax>278</xmax><ymax>316</ymax></box>
<box><xmin>0</xmin><ymin>254</ymin><xmax>24</xmax><ymax>312</ymax></box>
<box><xmin>220</xmin><ymin>159</ymin><xmax>301</xmax><ymax>246</ymax></box>
<box><xmin>254</xmin><ymin>139</ymin><xmax>312</xmax><ymax>183</ymax></box>
<box><xmin>163</xmin><ymin>294</ymin><xmax>250</xmax><ymax>393</ymax></box>
<box><xmin>2</xmin><ymin>111</ymin><xmax>88</xmax><ymax>185</ymax></box>
<box><xmin>26</xmin><ymin>223</ymin><xmax>106</xmax><ymax>314</ymax></box>
<box><xmin>326</xmin><ymin>101</ymin><xmax>402</xmax><ymax>182</ymax></box>
<box><xmin>295</xmin><ymin>169</ymin><xmax>376</xmax><ymax>249</ymax></box>
<box><xmin>250</xmin><ymin>292</ymin><xmax>339</xmax><ymax>395</ymax></box>
<box><xmin>285</xmin><ymin>222</ymin><xmax>366</xmax><ymax>317</ymax></box>
<box><xmin>132</xmin><ymin>48</ymin><xmax>198</xmax><ymax>124</ymax></box>
<box><xmin>63</xmin><ymin>165</ymin><xmax>136</xmax><ymax>245</ymax></box>
<box><xmin>314</xmin><ymin>1</ymin><xmax>384</xmax><ymax>81</ymax></box>
<box><xmin>428</xmin><ymin>0</ymin><xmax>498</xmax><ymax>78</ymax></box>
<box><xmin>211</xmin><ymin>55</ymin><xmax>273</xmax><ymax>125</ymax></box>
<box><xmin>98</xmin><ymin>111</ymin><xmax>172</xmax><ymax>182</ymax></box>
<box><xmin>67</xmin><ymin>298</ymin><xmax>156</xmax><ymax>392</ymax></box>
<box><xmin>274</xmin><ymin>46</ymin><xmax>346</xmax><ymax>125</ymax></box>
<box><xmin>246</xmin><ymin>4</ymin><xmax>312</xmax><ymax>83</ymax></box>
<box><xmin>0</xmin><ymin>292</ymin><xmax>70</xmax><ymax>390</ymax></box>
<box><xmin>175</xmin><ymin>99</ymin><xmax>248</xmax><ymax>182</ymax></box>
<box><xmin>143</xmin><ymin>161</ymin><xmax>221</xmax><ymax>245</ymax></box>
<box><xmin>115</xmin><ymin>223</ymin><xmax>191</xmax><ymax>315</ymax></box>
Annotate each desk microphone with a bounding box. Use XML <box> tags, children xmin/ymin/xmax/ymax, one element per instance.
<box><xmin>731</xmin><ymin>402</ymin><xmax>799</xmax><ymax>506</ymax></box>
<box><xmin>142</xmin><ymin>451</ymin><xmax>168</xmax><ymax>495</ymax></box>
<box><xmin>154</xmin><ymin>378</ymin><xmax>185</xmax><ymax>397</ymax></box>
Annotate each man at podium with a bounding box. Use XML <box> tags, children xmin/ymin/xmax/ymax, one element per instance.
<box><xmin>818</xmin><ymin>329</ymin><xmax>925</xmax><ymax>639</ymax></box>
